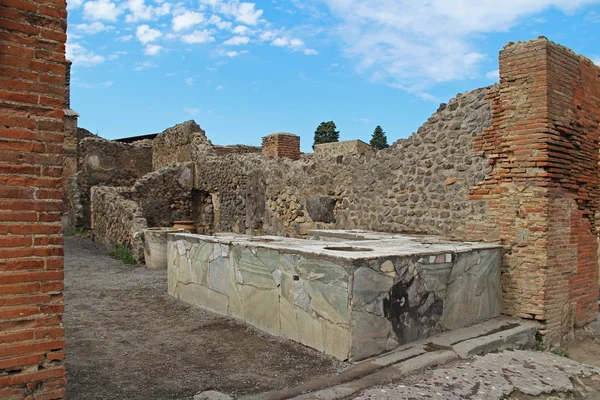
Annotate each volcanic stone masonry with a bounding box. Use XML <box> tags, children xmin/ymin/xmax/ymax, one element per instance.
<box><xmin>85</xmin><ymin>38</ymin><xmax>600</xmax><ymax>346</ymax></box>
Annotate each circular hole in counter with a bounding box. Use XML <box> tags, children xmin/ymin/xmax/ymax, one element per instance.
<box><xmin>324</xmin><ymin>246</ymin><xmax>374</xmax><ymax>252</ymax></box>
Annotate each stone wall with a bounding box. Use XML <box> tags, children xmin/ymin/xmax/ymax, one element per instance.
<box><xmin>468</xmin><ymin>38</ymin><xmax>600</xmax><ymax>342</ymax></box>
<box><xmin>190</xmin><ymin>86</ymin><xmax>492</xmax><ymax>239</ymax></box>
<box><xmin>69</xmin><ymin>136</ymin><xmax>152</xmax><ymax>229</ymax></box>
<box><xmin>0</xmin><ymin>0</ymin><xmax>68</xmax><ymax>396</ymax></box>
<box><xmin>152</xmin><ymin>120</ymin><xmax>211</xmax><ymax>171</ymax></box>
<box><xmin>314</xmin><ymin>140</ymin><xmax>375</xmax><ymax>157</ymax></box>
<box><xmin>90</xmin><ymin>163</ymin><xmax>194</xmax><ymax>260</ymax></box>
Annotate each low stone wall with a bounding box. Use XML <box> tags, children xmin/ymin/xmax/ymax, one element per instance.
<box><xmin>91</xmin><ymin>186</ymin><xmax>147</xmax><ymax>260</ymax></box>
<box><xmin>167</xmin><ymin>231</ymin><xmax>502</xmax><ymax>360</ymax></box>
<box><xmin>314</xmin><ymin>140</ymin><xmax>375</xmax><ymax>157</ymax></box>
<box><xmin>90</xmin><ymin>163</ymin><xmax>195</xmax><ymax>259</ymax></box>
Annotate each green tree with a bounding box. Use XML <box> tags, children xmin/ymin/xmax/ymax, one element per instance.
<box><xmin>369</xmin><ymin>125</ymin><xmax>389</xmax><ymax>150</ymax></box>
<box><xmin>313</xmin><ymin>121</ymin><xmax>340</xmax><ymax>149</ymax></box>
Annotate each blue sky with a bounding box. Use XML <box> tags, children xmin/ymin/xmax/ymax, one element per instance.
<box><xmin>66</xmin><ymin>0</ymin><xmax>600</xmax><ymax>152</ymax></box>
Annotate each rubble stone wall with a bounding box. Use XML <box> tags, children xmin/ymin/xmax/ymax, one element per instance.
<box><xmin>72</xmin><ymin>136</ymin><xmax>152</xmax><ymax>229</ymax></box>
<box><xmin>152</xmin><ymin>120</ymin><xmax>211</xmax><ymax>171</ymax></box>
<box><xmin>191</xmin><ymin>86</ymin><xmax>493</xmax><ymax>239</ymax></box>
<box><xmin>90</xmin><ymin>163</ymin><xmax>195</xmax><ymax>260</ymax></box>
<box><xmin>314</xmin><ymin>140</ymin><xmax>376</xmax><ymax>157</ymax></box>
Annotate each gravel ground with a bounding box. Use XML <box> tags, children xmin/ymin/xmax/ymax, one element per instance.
<box><xmin>64</xmin><ymin>236</ymin><xmax>346</xmax><ymax>400</ymax></box>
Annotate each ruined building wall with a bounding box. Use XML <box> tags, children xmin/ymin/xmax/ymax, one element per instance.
<box><xmin>467</xmin><ymin>38</ymin><xmax>600</xmax><ymax>342</ymax></box>
<box><xmin>152</xmin><ymin>120</ymin><xmax>211</xmax><ymax>171</ymax></box>
<box><xmin>191</xmin><ymin>87</ymin><xmax>492</xmax><ymax>238</ymax></box>
<box><xmin>67</xmin><ymin>136</ymin><xmax>152</xmax><ymax>229</ymax></box>
<box><xmin>91</xmin><ymin>163</ymin><xmax>194</xmax><ymax>259</ymax></box>
<box><xmin>0</xmin><ymin>0</ymin><xmax>68</xmax><ymax>396</ymax></box>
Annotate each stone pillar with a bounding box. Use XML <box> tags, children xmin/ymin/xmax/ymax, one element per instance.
<box><xmin>468</xmin><ymin>38</ymin><xmax>600</xmax><ymax>343</ymax></box>
<box><xmin>262</xmin><ymin>133</ymin><xmax>301</xmax><ymax>160</ymax></box>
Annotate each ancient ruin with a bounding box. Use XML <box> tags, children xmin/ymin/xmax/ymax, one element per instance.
<box><xmin>2</xmin><ymin>0</ymin><xmax>600</xmax><ymax>390</ymax></box>
<box><xmin>57</xmin><ymin>38</ymin><xmax>600</xmax><ymax>359</ymax></box>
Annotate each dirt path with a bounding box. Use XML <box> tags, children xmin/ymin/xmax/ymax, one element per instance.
<box><xmin>64</xmin><ymin>236</ymin><xmax>345</xmax><ymax>399</ymax></box>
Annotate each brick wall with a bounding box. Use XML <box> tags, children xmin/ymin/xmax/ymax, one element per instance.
<box><xmin>261</xmin><ymin>133</ymin><xmax>301</xmax><ymax>160</ymax></box>
<box><xmin>469</xmin><ymin>38</ymin><xmax>600</xmax><ymax>343</ymax></box>
<box><xmin>0</xmin><ymin>0</ymin><xmax>68</xmax><ymax>397</ymax></box>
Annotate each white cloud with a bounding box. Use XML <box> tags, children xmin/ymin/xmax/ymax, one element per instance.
<box><xmin>117</xmin><ymin>34</ymin><xmax>133</xmax><ymax>42</ymax></box>
<box><xmin>172</xmin><ymin>11</ymin><xmax>205</xmax><ymax>31</ymax></box>
<box><xmin>136</xmin><ymin>24</ymin><xmax>162</xmax><ymax>44</ymax></box>
<box><xmin>235</xmin><ymin>2</ymin><xmax>263</xmax><ymax>25</ymax></box>
<box><xmin>203</xmin><ymin>1</ymin><xmax>263</xmax><ymax>26</ymax></box>
<box><xmin>223</xmin><ymin>35</ymin><xmax>249</xmax><ymax>45</ymax></box>
<box><xmin>145</xmin><ymin>44</ymin><xmax>164</xmax><ymax>55</ymax></box>
<box><xmin>181</xmin><ymin>29</ymin><xmax>215</xmax><ymax>44</ymax></box>
<box><xmin>134</xmin><ymin>60</ymin><xmax>157</xmax><ymax>70</ymax></box>
<box><xmin>76</xmin><ymin>80</ymin><xmax>114</xmax><ymax>88</ymax></box>
<box><xmin>74</xmin><ymin>21</ymin><xmax>114</xmax><ymax>34</ymax></box>
<box><xmin>124</xmin><ymin>0</ymin><xmax>171</xmax><ymax>23</ymax></box>
<box><xmin>208</xmin><ymin>14</ymin><xmax>233</xmax><ymax>30</ymax></box>
<box><xmin>185</xmin><ymin>77</ymin><xmax>195</xmax><ymax>86</ymax></box>
<box><xmin>108</xmin><ymin>50</ymin><xmax>128</xmax><ymax>59</ymax></box>
<box><xmin>486</xmin><ymin>69</ymin><xmax>500</xmax><ymax>80</ymax></box>
<box><xmin>233</xmin><ymin>25</ymin><xmax>249</xmax><ymax>35</ymax></box>
<box><xmin>592</xmin><ymin>57</ymin><xmax>600</xmax><ymax>66</ymax></box>
<box><xmin>321</xmin><ymin>0</ymin><xmax>599</xmax><ymax>96</ymax></box>
<box><xmin>259</xmin><ymin>30</ymin><xmax>277</xmax><ymax>41</ymax></box>
<box><xmin>83</xmin><ymin>0</ymin><xmax>121</xmax><ymax>22</ymax></box>
<box><xmin>66</xmin><ymin>42</ymin><xmax>105</xmax><ymax>66</ymax></box>
<box><xmin>216</xmin><ymin>85</ymin><xmax>223</xmax><ymax>90</ymax></box>
<box><xmin>184</xmin><ymin>107</ymin><xmax>199</xmax><ymax>114</ymax></box>
<box><xmin>68</xmin><ymin>0</ymin><xmax>84</xmax><ymax>10</ymax></box>
<box><xmin>271</xmin><ymin>36</ymin><xmax>316</xmax><ymax>55</ymax></box>
<box><xmin>221</xmin><ymin>49</ymin><xmax>247</xmax><ymax>57</ymax></box>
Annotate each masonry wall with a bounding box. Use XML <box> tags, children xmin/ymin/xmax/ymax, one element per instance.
<box><xmin>152</xmin><ymin>120</ymin><xmax>211</xmax><ymax>171</ymax></box>
<box><xmin>67</xmin><ymin>136</ymin><xmax>152</xmax><ymax>230</ymax></box>
<box><xmin>90</xmin><ymin>163</ymin><xmax>194</xmax><ymax>260</ymax></box>
<box><xmin>191</xmin><ymin>87</ymin><xmax>492</xmax><ymax>238</ymax></box>
<box><xmin>0</xmin><ymin>0</ymin><xmax>68</xmax><ymax>397</ymax></box>
<box><xmin>314</xmin><ymin>140</ymin><xmax>376</xmax><ymax>157</ymax></box>
<box><xmin>468</xmin><ymin>38</ymin><xmax>600</xmax><ymax>342</ymax></box>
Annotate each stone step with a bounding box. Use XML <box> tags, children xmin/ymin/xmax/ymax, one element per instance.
<box><xmin>240</xmin><ymin>317</ymin><xmax>539</xmax><ymax>400</ymax></box>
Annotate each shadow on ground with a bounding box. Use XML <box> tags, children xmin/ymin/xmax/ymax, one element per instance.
<box><xmin>64</xmin><ymin>236</ymin><xmax>345</xmax><ymax>400</ymax></box>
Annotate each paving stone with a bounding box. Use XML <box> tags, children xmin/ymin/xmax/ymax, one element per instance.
<box><xmin>237</xmin><ymin>248</ymin><xmax>277</xmax><ymax>289</ymax></box>
<box><xmin>178</xmin><ymin>283</ymin><xmax>228</xmax><ymax>315</ymax></box>
<box><xmin>239</xmin><ymin>285</ymin><xmax>280</xmax><ymax>335</ymax></box>
<box><xmin>352</xmin><ymin>267</ymin><xmax>394</xmax><ymax>310</ymax></box>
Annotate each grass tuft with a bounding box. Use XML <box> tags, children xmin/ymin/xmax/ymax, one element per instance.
<box><xmin>108</xmin><ymin>245</ymin><xmax>137</xmax><ymax>265</ymax></box>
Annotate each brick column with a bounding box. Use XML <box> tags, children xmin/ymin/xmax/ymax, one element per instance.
<box><xmin>0</xmin><ymin>0</ymin><xmax>68</xmax><ymax>397</ymax></box>
<box><xmin>469</xmin><ymin>38</ymin><xmax>600</xmax><ymax>343</ymax></box>
<box><xmin>262</xmin><ymin>133</ymin><xmax>301</xmax><ymax>160</ymax></box>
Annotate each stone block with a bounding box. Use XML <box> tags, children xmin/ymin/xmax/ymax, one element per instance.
<box><xmin>236</xmin><ymin>248</ymin><xmax>277</xmax><ymax>289</ymax></box>
<box><xmin>239</xmin><ymin>285</ymin><xmax>280</xmax><ymax>336</ymax></box>
<box><xmin>178</xmin><ymin>283</ymin><xmax>229</xmax><ymax>315</ymax></box>
<box><xmin>322</xmin><ymin>320</ymin><xmax>351</xmax><ymax>361</ymax></box>
<box><xmin>352</xmin><ymin>267</ymin><xmax>394</xmax><ymax>310</ymax></box>
<box><xmin>441</xmin><ymin>249</ymin><xmax>502</xmax><ymax>330</ymax></box>
<box><xmin>280</xmin><ymin>296</ymin><xmax>299</xmax><ymax>341</ymax></box>
<box><xmin>306</xmin><ymin>196</ymin><xmax>336</xmax><ymax>223</ymax></box>
<box><xmin>351</xmin><ymin>311</ymin><xmax>391</xmax><ymax>360</ymax></box>
<box><xmin>304</xmin><ymin>280</ymin><xmax>349</xmax><ymax>324</ymax></box>
<box><xmin>297</xmin><ymin>309</ymin><xmax>324</xmax><ymax>352</ymax></box>
<box><xmin>209</xmin><ymin>256</ymin><xmax>230</xmax><ymax>295</ymax></box>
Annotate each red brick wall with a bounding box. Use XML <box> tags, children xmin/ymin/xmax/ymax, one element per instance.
<box><xmin>0</xmin><ymin>0</ymin><xmax>68</xmax><ymax>397</ymax></box>
<box><xmin>262</xmin><ymin>133</ymin><xmax>301</xmax><ymax>160</ymax></box>
<box><xmin>469</xmin><ymin>38</ymin><xmax>600</xmax><ymax>343</ymax></box>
